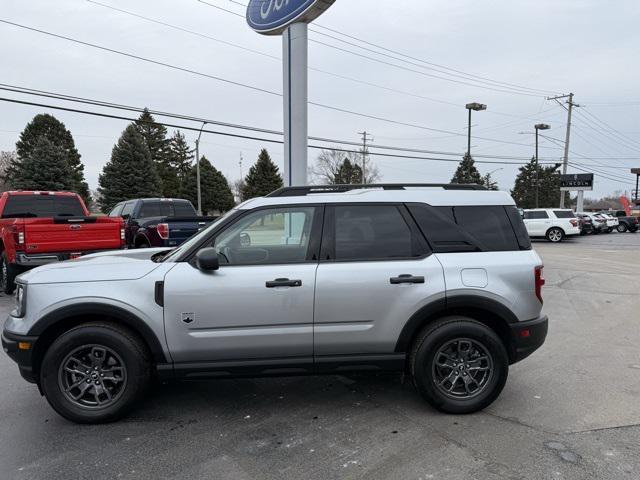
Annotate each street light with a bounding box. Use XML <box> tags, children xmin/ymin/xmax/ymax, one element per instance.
<box><xmin>195</xmin><ymin>121</ymin><xmax>207</xmax><ymax>215</ymax></box>
<box><xmin>465</xmin><ymin>102</ymin><xmax>487</xmax><ymax>157</ymax></box>
<box><xmin>534</xmin><ymin>123</ymin><xmax>551</xmax><ymax>208</ymax></box>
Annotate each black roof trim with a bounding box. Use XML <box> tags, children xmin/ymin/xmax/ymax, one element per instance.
<box><xmin>267</xmin><ymin>183</ymin><xmax>487</xmax><ymax>197</ymax></box>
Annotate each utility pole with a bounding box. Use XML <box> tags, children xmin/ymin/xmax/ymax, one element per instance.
<box><xmin>358</xmin><ymin>131</ymin><xmax>373</xmax><ymax>184</ymax></box>
<box><xmin>548</xmin><ymin>93</ymin><xmax>579</xmax><ymax>208</ymax></box>
<box><xmin>195</xmin><ymin>121</ymin><xmax>207</xmax><ymax>215</ymax></box>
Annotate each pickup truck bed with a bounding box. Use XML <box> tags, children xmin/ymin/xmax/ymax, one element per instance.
<box><xmin>0</xmin><ymin>191</ymin><xmax>124</xmax><ymax>293</ymax></box>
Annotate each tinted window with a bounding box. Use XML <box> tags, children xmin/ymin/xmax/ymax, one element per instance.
<box><xmin>553</xmin><ymin>210</ymin><xmax>575</xmax><ymax>219</ymax></box>
<box><xmin>2</xmin><ymin>195</ymin><xmax>85</xmax><ymax>218</ymax></box>
<box><xmin>173</xmin><ymin>202</ymin><xmax>197</xmax><ymax>216</ymax></box>
<box><xmin>213</xmin><ymin>206</ymin><xmax>317</xmax><ymax>265</ymax></box>
<box><xmin>505</xmin><ymin>206</ymin><xmax>532</xmax><ymax>250</ymax></box>
<box><xmin>109</xmin><ymin>203</ymin><xmax>124</xmax><ymax>217</ymax></box>
<box><xmin>138</xmin><ymin>202</ymin><xmax>166</xmax><ymax>218</ymax></box>
<box><xmin>121</xmin><ymin>202</ymin><xmax>135</xmax><ymax>218</ymax></box>
<box><xmin>332</xmin><ymin>205</ymin><xmax>415</xmax><ymax>261</ymax></box>
<box><xmin>454</xmin><ymin>206</ymin><xmax>519</xmax><ymax>251</ymax></box>
<box><xmin>524</xmin><ymin>211</ymin><xmax>549</xmax><ymax>219</ymax></box>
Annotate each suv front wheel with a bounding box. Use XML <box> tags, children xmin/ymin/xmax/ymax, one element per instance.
<box><xmin>410</xmin><ymin>317</ymin><xmax>508</xmax><ymax>414</ymax></box>
<box><xmin>546</xmin><ymin>227</ymin><xmax>564</xmax><ymax>243</ymax></box>
<box><xmin>40</xmin><ymin>322</ymin><xmax>151</xmax><ymax>424</ymax></box>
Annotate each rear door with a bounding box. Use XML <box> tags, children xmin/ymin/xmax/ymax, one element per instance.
<box><xmin>313</xmin><ymin>204</ymin><xmax>445</xmax><ymax>362</ymax></box>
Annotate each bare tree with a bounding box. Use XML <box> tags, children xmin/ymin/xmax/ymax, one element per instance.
<box><xmin>309</xmin><ymin>147</ymin><xmax>381</xmax><ymax>184</ymax></box>
<box><xmin>0</xmin><ymin>151</ymin><xmax>16</xmax><ymax>191</ymax></box>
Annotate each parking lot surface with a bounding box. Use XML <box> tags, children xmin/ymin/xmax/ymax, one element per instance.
<box><xmin>1</xmin><ymin>233</ymin><xmax>639</xmax><ymax>480</ymax></box>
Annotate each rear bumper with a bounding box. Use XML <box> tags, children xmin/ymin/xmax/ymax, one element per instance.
<box><xmin>509</xmin><ymin>315</ymin><xmax>548</xmax><ymax>364</ymax></box>
<box><xmin>2</xmin><ymin>330</ymin><xmax>38</xmax><ymax>383</ymax></box>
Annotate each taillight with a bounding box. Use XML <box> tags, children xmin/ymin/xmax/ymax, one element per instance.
<box><xmin>157</xmin><ymin>223</ymin><xmax>169</xmax><ymax>240</ymax></box>
<box><xmin>8</xmin><ymin>226</ymin><xmax>25</xmax><ymax>247</ymax></box>
<box><xmin>570</xmin><ymin>219</ymin><xmax>578</xmax><ymax>227</ymax></box>
<box><xmin>120</xmin><ymin>228</ymin><xmax>125</xmax><ymax>241</ymax></box>
<box><xmin>535</xmin><ymin>265</ymin><xmax>545</xmax><ymax>304</ymax></box>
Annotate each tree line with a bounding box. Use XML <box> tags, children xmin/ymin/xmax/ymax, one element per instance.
<box><xmin>0</xmin><ymin>111</ymin><xmax>284</xmax><ymax>214</ymax></box>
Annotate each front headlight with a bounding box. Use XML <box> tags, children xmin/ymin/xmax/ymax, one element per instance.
<box><xmin>12</xmin><ymin>283</ymin><xmax>26</xmax><ymax>318</ymax></box>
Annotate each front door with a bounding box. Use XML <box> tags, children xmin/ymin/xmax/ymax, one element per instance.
<box><xmin>313</xmin><ymin>204</ymin><xmax>446</xmax><ymax>361</ymax></box>
<box><xmin>523</xmin><ymin>210</ymin><xmax>550</xmax><ymax>236</ymax></box>
<box><xmin>163</xmin><ymin>205</ymin><xmax>323</xmax><ymax>365</ymax></box>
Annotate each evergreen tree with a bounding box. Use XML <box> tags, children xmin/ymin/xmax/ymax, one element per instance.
<box><xmin>10</xmin><ymin>113</ymin><xmax>90</xmax><ymax>201</ymax></box>
<box><xmin>9</xmin><ymin>137</ymin><xmax>74</xmax><ymax>191</ymax></box>
<box><xmin>451</xmin><ymin>153</ymin><xmax>483</xmax><ymax>185</ymax></box>
<box><xmin>134</xmin><ymin>109</ymin><xmax>176</xmax><ymax>196</ymax></box>
<box><xmin>167</xmin><ymin>131</ymin><xmax>194</xmax><ymax>187</ymax></box>
<box><xmin>334</xmin><ymin>158</ymin><xmax>363</xmax><ymax>184</ymax></box>
<box><xmin>482</xmin><ymin>172</ymin><xmax>499</xmax><ymax>191</ymax></box>
<box><xmin>182</xmin><ymin>156</ymin><xmax>235</xmax><ymax>214</ymax></box>
<box><xmin>241</xmin><ymin>149</ymin><xmax>283</xmax><ymax>200</ymax></box>
<box><xmin>98</xmin><ymin>125</ymin><xmax>162</xmax><ymax>212</ymax></box>
<box><xmin>511</xmin><ymin>157</ymin><xmax>562</xmax><ymax>208</ymax></box>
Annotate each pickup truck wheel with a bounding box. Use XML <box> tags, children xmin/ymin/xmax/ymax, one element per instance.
<box><xmin>616</xmin><ymin>223</ymin><xmax>628</xmax><ymax>233</ymax></box>
<box><xmin>136</xmin><ymin>241</ymin><xmax>150</xmax><ymax>249</ymax></box>
<box><xmin>40</xmin><ymin>322</ymin><xmax>151</xmax><ymax>424</ymax></box>
<box><xmin>546</xmin><ymin>227</ymin><xmax>564</xmax><ymax>243</ymax></box>
<box><xmin>0</xmin><ymin>252</ymin><xmax>18</xmax><ymax>295</ymax></box>
<box><xmin>410</xmin><ymin>317</ymin><xmax>508</xmax><ymax>414</ymax></box>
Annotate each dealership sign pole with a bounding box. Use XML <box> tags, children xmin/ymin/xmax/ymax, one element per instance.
<box><xmin>247</xmin><ymin>0</ymin><xmax>336</xmax><ymax>186</ymax></box>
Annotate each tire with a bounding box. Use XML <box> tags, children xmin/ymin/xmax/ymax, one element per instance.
<box><xmin>410</xmin><ymin>317</ymin><xmax>509</xmax><ymax>414</ymax></box>
<box><xmin>0</xmin><ymin>252</ymin><xmax>18</xmax><ymax>295</ymax></box>
<box><xmin>617</xmin><ymin>223</ymin><xmax>628</xmax><ymax>233</ymax></box>
<box><xmin>136</xmin><ymin>239</ymin><xmax>151</xmax><ymax>249</ymax></box>
<box><xmin>546</xmin><ymin>227</ymin><xmax>564</xmax><ymax>243</ymax></box>
<box><xmin>40</xmin><ymin>322</ymin><xmax>151</xmax><ymax>424</ymax></box>
<box><xmin>606</xmin><ymin>228</ymin><xmax>613</xmax><ymax>234</ymax></box>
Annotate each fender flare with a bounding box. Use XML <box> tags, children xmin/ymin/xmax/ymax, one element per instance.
<box><xmin>29</xmin><ymin>303</ymin><xmax>168</xmax><ymax>363</ymax></box>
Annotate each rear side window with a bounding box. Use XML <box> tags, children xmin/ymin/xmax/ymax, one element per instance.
<box><xmin>524</xmin><ymin>211</ymin><xmax>549</xmax><ymax>219</ymax></box>
<box><xmin>454</xmin><ymin>206</ymin><xmax>520</xmax><ymax>251</ymax></box>
<box><xmin>553</xmin><ymin>210</ymin><xmax>575</xmax><ymax>219</ymax></box>
<box><xmin>138</xmin><ymin>202</ymin><xmax>167</xmax><ymax>218</ymax></box>
<box><xmin>327</xmin><ymin>205</ymin><xmax>424</xmax><ymax>261</ymax></box>
<box><xmin>2</xmin><ymin>195</ymin><xmax>85</xmax><ymax>218</ymax></box>
<box><xmin>408</xmin><ymin>204</ymin><xmax>524</xmax><ymax>252</ymax></box>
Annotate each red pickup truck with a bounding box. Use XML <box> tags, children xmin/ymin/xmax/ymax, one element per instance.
<box><xmin>0</xmin><ymin>191</ymin><xmax>125</xmax><ymax>294</ymax></box>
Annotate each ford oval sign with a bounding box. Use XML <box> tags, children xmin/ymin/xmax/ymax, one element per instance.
<box><xmin>247</xmin><ymin>0</ymin><xmax>336</xmax><ymax>35</ymax></box>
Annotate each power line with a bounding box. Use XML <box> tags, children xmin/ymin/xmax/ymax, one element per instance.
<box><xmin>223</xmin><ymin>0</ymin><xmax>559</xmax><ymax>96</ymax></box>
<box><xmin>1</xmin><ymin>19</ymin><xmax>565</xmax><ymax>151</ymax></box>
<box><xmin>1</xmin><ymin>83</ymin><xmax>566</xmax><ymax>162</ymax></box>
<box><xmin>0</xmin><ymin>95</ymin><xmax>563</xmax><ymax>166</ymax></box>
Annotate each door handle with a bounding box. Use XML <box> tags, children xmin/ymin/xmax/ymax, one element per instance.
<box><xmin>390</xmin><ymin>274</ymin><xmax>425</xmax><ymax>285</ymax></box>
<box><xmin>266</xmin><ymin>278</ymin><xmax>302</xmax><ymax>288</ymax></box>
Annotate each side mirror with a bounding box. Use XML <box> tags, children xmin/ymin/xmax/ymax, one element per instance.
<box><xmin>195</xmin><ymin>247</ymin><xmax>220</xmax><ymax>271</ymax></box>
<box><xmin>239</xmin><ymin>232</ymin><xmax>251</xmax><ymax>247</ymax></box>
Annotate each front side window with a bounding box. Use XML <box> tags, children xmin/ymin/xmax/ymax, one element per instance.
<box><xmin>330</xmin><ymin>205</ymin><xmax>416</xmax><ymax>261</ymax></box>
<box><xmin>213</xmin><ymin>206</ymin><xmax>317</xmax><ymax>265</ymax></box>
<box><xmin>121</xmin><ymin>202</ymin><xmax>135</xmax><ymax>218</ymax></box>
<box><xmin>109</xmin><ymin>203</ymin><xmax>124</xmax><ymax>217</ymax></box>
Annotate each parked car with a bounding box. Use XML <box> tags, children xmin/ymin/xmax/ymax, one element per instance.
<box><xmin>575</xmin><ymin>213</ymin><xmax>595</xmax><ymax>235</ymax></box>
<box><xmin>0</xmin><ymin>191</ymin><xmax>124</xmax><ymax>294</ymax></box>
<box><xmin>522</xmin><ymin>208</ymin><xmax>580</xmax><ymax>242</ymax></box>
<box><xmin>3</xmin><ymin>183</ymin><xmax>548</xmax><ymax>423</ymax></box>
<box><xmin>576</xmin><ymin>212</ymin><xmax>607</xmax><ymax>234</ymax></box>
<box><xmin>595</xmin><ymin>212</ymin><xmax>619</xmax><ymax>233</ymax></box>
<box><xmin>108</xmin><ymin>198</ymin><xmax>217</xmax><ymax>249</ymax></box>
<box><xmin>599</xmin><ymin>210</ymin><xmax>638</xmax><ymax>233</ymax></box>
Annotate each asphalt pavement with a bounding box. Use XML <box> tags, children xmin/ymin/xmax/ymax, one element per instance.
<box><xmin>1</xmin><ymin>231</ymin><xmax>639</xmax><ymax>479</ymax></box>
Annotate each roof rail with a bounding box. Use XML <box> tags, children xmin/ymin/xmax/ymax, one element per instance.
<box><xmin>267</xmin><ymin>183</ymin><xmax>486</xmax><ymax>197</ymax></box>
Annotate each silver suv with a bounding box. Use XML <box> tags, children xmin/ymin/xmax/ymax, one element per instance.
<box><xmin>2</xmin><ymin>184</ymin><xmax>548</xmax><ymax>423</ymax></box>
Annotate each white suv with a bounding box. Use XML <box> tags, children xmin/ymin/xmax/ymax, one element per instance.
<box><xmin>522</xmin><ymin>208</ymin><xmax>580</xmax><ymax>242</ymax></box>
<box><xmin>3</xmin><ymin>184</ymin><xmax>548</xmax><ymax>423</ymax></box>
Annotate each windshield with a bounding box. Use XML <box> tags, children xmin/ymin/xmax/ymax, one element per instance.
<box><xmin>160</xmin><ymin>209</ymin><xmax>239</xmax><ymax>262</ymax></box>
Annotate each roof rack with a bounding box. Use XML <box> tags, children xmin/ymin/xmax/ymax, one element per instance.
<box><xmin>267</xmin><ymin>183</ymin><xmax>487</xmax><ymax>197</ymax></box>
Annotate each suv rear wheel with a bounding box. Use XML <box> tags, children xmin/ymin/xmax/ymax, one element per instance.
<box><xmin>40</xmin><ymin>322</ymin><xmax>151</xmax><ymax>424</ymax></box>
<box><xmin>410</xmin><ymin>317</ymin><xmax>508</xmax><ymax>414</ymax></box>
<box><xmin>546</xmin><ymin>227</ymin><xmax>564</xmax><ymax>243</ymax></box>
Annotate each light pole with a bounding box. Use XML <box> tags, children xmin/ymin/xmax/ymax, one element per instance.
<box><xmin>534</xmin><ymin>123</ymin><xmax>551</xmax><ymax>208</ymax></box>
<box><xmin>465</xmin><ymin>102</ymin><xmax>487</xmax><ymax>157</ymax></box>
<box><xmin>194</xmin><ymin>121</ymin><xmax>207</xmax><ymax>215</ymax></box>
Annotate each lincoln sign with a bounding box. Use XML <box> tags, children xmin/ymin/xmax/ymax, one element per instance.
<box><xmin>560</xmin><ymin>173</ymin><xmax>594</xmax><ymax>191</ymax></box>
<box><xmin>246</xmin><ymin>0</ymin><xmax>336</xmax><ymax>35</ymax></box>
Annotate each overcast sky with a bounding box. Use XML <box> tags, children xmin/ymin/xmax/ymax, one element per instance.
<box><xmin>1</xmin><ymin>0</ymin><xmax>639</xmax><ymax>198</ymax></box>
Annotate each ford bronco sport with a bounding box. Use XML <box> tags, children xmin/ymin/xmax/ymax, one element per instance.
<box><xmin>2</xmin><ymin>184</ymin><xmax>548</xmax><ymax>423</ymax></box>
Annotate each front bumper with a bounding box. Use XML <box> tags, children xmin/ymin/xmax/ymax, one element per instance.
<box><xmin>508</xmin><ymin>315</ymin><xmax>548</xmax><ymax>364</ymax></box>
<box><xmin>2</xmin><ymin>330</ymin><xmax>39</xmax><ymax>383</ymax></box>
